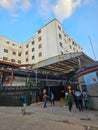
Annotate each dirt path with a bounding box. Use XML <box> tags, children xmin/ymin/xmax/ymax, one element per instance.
<box><xmin>0</xmin><ymin>102</ymin><xmax>98</xmax><ymax>130</ymax></box>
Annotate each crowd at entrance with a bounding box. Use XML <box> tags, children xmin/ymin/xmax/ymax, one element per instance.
<box><xmin>41</xmin><ymin>87</ymin><xmax>89</xmax><ymax>112</ymax></box>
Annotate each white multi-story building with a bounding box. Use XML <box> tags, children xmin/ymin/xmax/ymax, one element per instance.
<box><xmin>0</xmin><ymin>18</ymin><xmax>83</xmax><ymax>65</ymax></box>
<box><xmin>0</xmin><ymin>36</ymin><xmax>22</xmax><ymax>64</ymax></box>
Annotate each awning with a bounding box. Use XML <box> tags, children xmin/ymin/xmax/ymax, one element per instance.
<box><xmin>32</xmin><ymin>52</ymin><xmax>94</xmax><ymax>74</ymax></box>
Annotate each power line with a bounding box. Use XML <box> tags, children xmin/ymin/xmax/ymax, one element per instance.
<box><xmin>89</xmin><ymin>36</ymin><xmax>96</xmax><ymax>61</ymax></box>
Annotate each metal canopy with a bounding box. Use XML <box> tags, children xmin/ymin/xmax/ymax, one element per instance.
<box><xmin>32</xmin><ymin>52</ymin><xmax>94</xmax><ymax>74</ymax></box>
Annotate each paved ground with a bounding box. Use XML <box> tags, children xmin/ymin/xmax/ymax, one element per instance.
<box><xmin>0</xmin><ymin>101</ymin><xmax>98</xmax><ymax>130</ymax></box>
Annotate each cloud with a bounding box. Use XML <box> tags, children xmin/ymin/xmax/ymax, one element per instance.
<box><xmin>18</xmin><ymin>0</ymin><xmax>31</xmax><ymax>11</ymax></box>
<box><xmin>37</xmin><ymin>0</ymin><xmax>91</xmax><ymax>21</ymax></box>
<box><xmin>0</xmin><ymin>0</ymin><xmax>16</xmax><ymax>10</ymax></box>
<box><xmin>53</xmin><ymin>0</ymin><xmax>80</xmax><ymax>21</ymax></box>
<box><xmin>0</xmin><ymin>0</ymin><xmax>91</xmax><ymax>21</ymax></box>
<box><xmin>0</xmin><ymin>0</ymin><xmax>31</xmax><ymax>11</ymax></box>
<box><xmin>38</xmin><ymin>0</ymin><xmax>52</xmax><ymax>18</ymax></box>
<box><xmin>0</xmin><ymin>0</ymin><xmax>32</xmax><ymax>22</ymax></box>
<box><xmin>53</xmin><ymin>0</ymin><xmax>91</xmax><ymax>21</ymax></box>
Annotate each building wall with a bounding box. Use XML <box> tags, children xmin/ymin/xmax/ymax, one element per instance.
<box><xmin>78</xmin><ymin>70</ymin><xmax>98</xmax><ymax>110</ymax></box>
<box><xmin>0</xmin><ymin>36</ymin><xmax>22</xmax><ymax>64</ymax></box>
<box><xmin>0</xmin><ymin>19</ymin><xmax>83</xmax><ymax>65</ymax></box>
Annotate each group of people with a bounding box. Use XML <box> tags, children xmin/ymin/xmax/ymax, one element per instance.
<box><xmin>66</xmin><ymin>89</ymin><xmax>89</xmax><ymax>112</ymax></box>
<box><xmin>42</xmin><ymin>88</ymin><xmax>89</xmax><ymax>111</ymax></box>
<box><xmin>21</xmin><ymin>88</ymin><xmax>89</xmax><ymax>114</ymax></box>
<box><xmin>20</xmin><ymin>91</ymin><xmax>55</xmax><ymax>114</ymax></box>
<box><xmin>43</xmin><ymin>91</ymin><xmax>55</xmax><ymax>108</ymax></box>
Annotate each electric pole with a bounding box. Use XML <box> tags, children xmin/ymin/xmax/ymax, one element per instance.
<box><xmin>89</xmin><ymin>36</ymin><xmax>96</xmax><ymax>61</ymax></box>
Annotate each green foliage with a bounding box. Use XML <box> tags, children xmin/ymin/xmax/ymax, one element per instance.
<box><xmin>26</xmin><ymin>80</ymin><xmax>33</xmax><ymax>86</ymax></box>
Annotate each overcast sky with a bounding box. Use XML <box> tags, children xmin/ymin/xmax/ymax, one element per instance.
<box><xmin>0</xmin><ymin>0</ymin><xmax>98</xmax><ymax>60</ymax></box>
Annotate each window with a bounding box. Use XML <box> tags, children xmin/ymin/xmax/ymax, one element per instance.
<box><xmin>69</xmin><ymin>38</ymin><xmax>71</xmax><ymax>42</ymax></box>
<box><xmin>38</xmin><ymin>37</ymin><xmax>41</xmax><ymax>41</ymax></box>
<box><xmin>12</xmin><ymin>51</ymin><xmax>16</xmax><ymax>55</ymax></box>
<box><xmin>18</xmin><ymin>60</ymin><xmax>21</xmax><ymax>64</ymax></box>
<box><xmin>70</xmin><ymin>45</ymin><xmax>72</xmax><ymax>49</ymax></box>
<box><xmin>7</xmin><ymin>41</ymin><xmax>9</xmax><ymax>44</ymax></box>
<box><xmin>26</xmin><ymin>58</ymin><xmax>28</xmax><ymax>62</ymax></box>
<box><xmin>25</xmin><ymin>51</ymin><xmax>28</xmax><ymax>55</ymax></box>
<box><xmin>61</xmin><ymin>51</ymin><xmax>63</xmax><ymax>55</ymax></box>
<box><xmin>32</xmin><ymin>48</ymin><xmax>35</xmax><ymax>52</ymax></box>
<box><xmin>38</xmin><ymin>44</ymin><xmax>42</xmax><ymax>49</ymax></box>
<box><xmin>73</xmin><ymin>41</ymin><xmax>75</xmax><ymax>45</ymax></box>
<box><xmin>39</xmin><ymin>52</ymin><xmax>42</xmax><ymax>57</ymax></box>
<box><xmin>32</xmin><ymin>55</ymin><xmax>35</xmax><ymax>60</ymax></box>
<box><xmin>58</xmin><ymin>25</ymin><xmax>61</xmax><ymax>30</ymax></box>
<box><xmin>18</xmin><ymin>52</ymin><xmax>21</xmax><ymax>56</ymax></box>
<box><xmin>38</xmin><ymin>29</ymin><xmax>41</xmax><ymax>34</ymax></box>
<box><xmin>11</xmin><ymin>59</ymin><xmax>15</xmax><ymax>62</ymax></box>
<box><xmin>59</xmin><ymin>42</ymin><xmax>63</xmax><ymax>47</ymax></box>
<box><xmin>26</xmin><ymin>44</ymin><xmax>29</xmax><ymax>48</ymax></box>
<box><xmin>32</xmin><ymin>41</ymin><xmax>35</xmax><ymax>45</ymax></box>
<box><xmin>3</xmin><ymin>57</ymin><xmax>8</xmax><ymax>61</ymax></box>
<box><xmin>12</xmin><ymin>44</ymin><xmax>15</xmax><ymax>46</ymax></box>
<box><xmin>59</xmin><ymin>34</ymin><xmax>62</xmax><ymax>39</ymax></box>
<box><xmin>4</xmin><ymin>49</ymin><xmax>8</xmax><ymax>53</ymax></box>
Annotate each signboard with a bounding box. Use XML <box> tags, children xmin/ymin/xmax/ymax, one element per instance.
<box><xmin>84</xmin><ymin>72</ymin><xmax>98</xmax><ymax>86</ymax></box>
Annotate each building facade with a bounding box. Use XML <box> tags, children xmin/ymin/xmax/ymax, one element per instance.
<box><xmin>76</xmin><ymin>61</ymin><xmax>98</xmax><ymax>110</ymax></box>
<box><xmin>0</xmin><ymin>18</ymin><xmax>83</xmax><ymax>65</ymax></box>
<box><xmin>0</xmin><ymin>36</ymin><xmax>22</xmax><ymax>64</ymax></box>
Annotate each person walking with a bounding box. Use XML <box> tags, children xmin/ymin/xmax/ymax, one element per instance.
<box><xmin>43</xmin><ymin>93</ymin><xmax>48</xmax><ymax>108</ymax></box>
<box><xmin>82</xmin><ymin>89</ymin><xmax>89</xmax><ymax>109</ymax></box>
<box><xmin>66</xmin><ymin>92</ymin><xmax>73</xmax><ymax>112</ymax></box>
<box><xmin>74</xmin><ymin>89</ymin><xmax>83</xmax><ymax>111</ymax></box>
<box><xmin>50</xmin><ymin>91</ymin><xmax>55</xmax><ymax>106</ymax></box>
<box><xmin>21</xmin><ymin>93</ymin><xmax>27</xmax><ymax>115</ymax></box>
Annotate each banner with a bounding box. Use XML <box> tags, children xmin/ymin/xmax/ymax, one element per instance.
<box><xmin>84</xmin><ymin>72</ymin><xmax>98</xmax><ymax>86</ymax></box>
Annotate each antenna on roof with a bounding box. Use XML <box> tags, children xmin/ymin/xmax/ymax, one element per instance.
<box><xmin>89</xmin><ymin>36</ymin><xmax>96</xmax><ymax>61</ymax></box>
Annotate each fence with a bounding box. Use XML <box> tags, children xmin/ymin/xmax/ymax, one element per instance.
<box><xmin>0</xmin><ymin>86</ymin><xmax>41</xmax><ymax>106</ymax></box>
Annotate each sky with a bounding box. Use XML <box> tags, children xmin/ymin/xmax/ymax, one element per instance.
<box><xmin>0</xmin><ymin>0</ymin><xmax>98</xmax><ymax>61</ymax></box>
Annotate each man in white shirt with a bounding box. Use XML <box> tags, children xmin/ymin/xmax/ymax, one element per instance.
<box><xmin>74</xmin><ymin>89</ymin><xmax>83</xmax><ymax>111</ymax></box>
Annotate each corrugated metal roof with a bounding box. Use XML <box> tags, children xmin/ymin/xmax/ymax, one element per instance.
<box><xmin>0</xmin><ymin>52</ymin><xmax>94</xmax><ymax>76</ymax></box>
<box><xmin>32</xmin><ymin>52</ymin><xmax>94</xmax><ymax>74</ymax></box>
